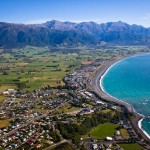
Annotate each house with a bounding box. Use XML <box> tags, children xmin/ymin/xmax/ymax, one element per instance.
<box><xmin>115</xmin><ymin>130</ymin><xmax>121</xmax><ymax>136</ymax></box>
<box><xmin>106</xmin><ymin>137</ymin><xmax>113</xmax><ymax>141</ymax></box>
<box><xmin>91</xmin><ymin>143</ymin><xmax>98</xmax><ymax>150</ymax></box>
<box><xmin>36</xmin><ymin>144</ymin><xmax>42</xmax><ymax>148</ymax></box>
<box><xmin>3</xmin><ymin>91</ymin><xmax>9</xmax><ymax>95</ymax></box>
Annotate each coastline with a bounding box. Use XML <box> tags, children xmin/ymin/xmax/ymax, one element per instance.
<box><xmin>138</xmin><ymin>118</ymin><xmax>150</xmax><ymax>140</ymax></box>
<box><xmin>90</xmin><ymin>56</ymin><xmax>150</xmax><ymax>143</ymax></box>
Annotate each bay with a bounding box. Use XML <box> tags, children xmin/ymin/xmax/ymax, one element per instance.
<box><xmin>101</xmin><ymin>53</ymin><xmax>150</xmax><ymax>137</ymax></box>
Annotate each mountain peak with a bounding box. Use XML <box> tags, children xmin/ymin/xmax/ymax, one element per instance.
<box><xmin>45</xmin><ymin>20</ymin><xmax>61</xmax><ymax>24</ymax></box>
<box><xmin>43</xmin><ymin>20</ymin><xmax>76</xmax><ymax>30</ymax></box>
<box><xmin>0</xmin><ymin>20</ymin><xmax>150</xmax><ymax>48</ymax></box>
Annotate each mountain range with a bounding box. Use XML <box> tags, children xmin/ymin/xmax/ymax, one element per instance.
<box><xmin>0</xmin><ymin>20</ymin><xmax>150</xmax><ymax>48</ymax></box>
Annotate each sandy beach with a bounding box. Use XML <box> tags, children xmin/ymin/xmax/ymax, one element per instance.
<box><xmin>90</xmin><ymin>58</ymin><xmax>150</xmax><ymax>143</ymax></box>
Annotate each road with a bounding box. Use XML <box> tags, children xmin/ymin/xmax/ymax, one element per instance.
<box><xmin>44</xmin><ymin>139</ymin><xmax>68</xmax><ymax>150</ymax></box>
<box><xmin>2</xmin><ymin>103</ymin><xmax>66</xmax><ymax>138</ymax></box>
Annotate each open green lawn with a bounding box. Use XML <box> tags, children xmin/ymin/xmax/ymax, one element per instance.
<box><xmin>101</xmin><ymin>109</ymin><xmax>116</xmax><ymax>116</ymax></box>
<box><xmin>54</xmin><ymin>104</ymin><xmax>78</xmax><ymax>114</ymax></box>
<box><xmin>119</xmin><ymin>143</ymin><xmax>144</xmax><ymax>150</ymax></box>
<box><xmin>101</xmin><ymin>109</ymin><xmax>112</xmax><ymax>113</ymax></box>
<box><xmin>120</xmin><ymin>128</ymin><xmax>129</xmax><ymax>137</ymax></box>
<box><xmin>89</xmin><ymin>123</ymin><xmax>119</xmax><ymax>139</ymax></box>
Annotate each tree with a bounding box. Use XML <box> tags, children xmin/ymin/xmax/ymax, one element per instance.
<box><xmin>3</xmin><ymin>71</ymin><xmax>8</xmax><ymax>75</ymax></box>
<box><xmin>16</xmin><ymin>82</ymin><xmax>26</xmax><ymax>90</ymax></box>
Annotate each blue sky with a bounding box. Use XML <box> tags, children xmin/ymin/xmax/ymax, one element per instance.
<box><xmin>0</xmin><ymin>0</ymin><xmax>150</xmax><ymax>27</ymax></box>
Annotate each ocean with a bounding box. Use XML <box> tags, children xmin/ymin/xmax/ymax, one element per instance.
<box><xmin>101</xmin><ymin>53</ymin><xmax>150</xmax><ymax>138</ymax></box>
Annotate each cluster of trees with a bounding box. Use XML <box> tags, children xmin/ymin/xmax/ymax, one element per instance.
<box><xmin>57</xmin><ymin>111</ymin><xmax>121</xmax><ymax>145</ymax></box>
<box><xmin>16</xmin><ymin>82</ymin><xmax>27</xmax><ymax>90</ymax></box>
<box><xmin>57</xmin><ymin>123</ymin><xmax>81</xmax><ymax>144</ymax></box>
<box><xmin>2</xmin><ymin>71</ymin><xmax>9</xmax><ymax>75</ymax></box>
<box><xmin>49</xmin><ymin>129</ymin><xmax>62</xmax><ymax>143</ymax></box>
<box><xmin>68</xmin><ymin>64</ymin><xmax>78</xmax><ymax>68</ymax></box>
<box><xmin>46</xmin><ymin>64</ymin><xmax>59</xmax><ymax>67</ymax></box>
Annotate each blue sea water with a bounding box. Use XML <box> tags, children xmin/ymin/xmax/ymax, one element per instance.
<box><xmin>101</xmin><ymin>53</ymin><xmax>150</xmax><ymax>138</ymax></box>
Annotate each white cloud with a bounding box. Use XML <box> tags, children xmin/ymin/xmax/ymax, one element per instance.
<box><xmin>143</xmin><ymin>13</ymin><xmax>150</xmax><ymax>21</ymax></box>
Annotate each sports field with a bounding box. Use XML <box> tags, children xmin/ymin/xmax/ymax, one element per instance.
<box><xmin>89</xmin><ymin>123</ymin><xmax>119</xmax><ymax>139</ymax></box>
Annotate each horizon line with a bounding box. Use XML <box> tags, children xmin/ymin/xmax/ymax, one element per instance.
<box><xmin>0</xmin><ymin>19</ymin><xmax>149</xmax><ymax>28</ymax></box>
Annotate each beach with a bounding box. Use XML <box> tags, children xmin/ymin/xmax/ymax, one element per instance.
<box><xmin>90</xmin><ymin>58</ymin><xmax>150</xmax><ymax>143</ymax></box>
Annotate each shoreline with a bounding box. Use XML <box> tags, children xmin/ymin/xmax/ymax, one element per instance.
<box><xmin>90</xmin><ymin>56</ymin><xmax>150</xmax><ymax>143</ymax></box>
<box><xmin>138</xmin><ymin>118</ymin><xmax>150</xmax><ymax>140</ymax></box>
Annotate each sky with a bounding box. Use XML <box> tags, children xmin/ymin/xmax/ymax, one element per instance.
<box><xmin>0</xmin><ymin>0</ymin><xmax>150</xmax><ymax>27</ymax></box>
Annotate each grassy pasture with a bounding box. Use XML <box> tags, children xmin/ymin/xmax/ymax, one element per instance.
<box><xmin>0</xmin><ymin>47</ymin><xmax>83</xmax><ymax>91</ymax></box>
<box><xmin>52</xmin><ymin>104</ymin><xmax>78</xmax><ymax>115</ymax></box>
<box><xmin>89</xmin><ymin>123</ymin><xmax>119</xmax><ymax>139</ymax></box>
<box><xmin>100</xmin><ymin>109</ymin><xmax>116</xmax><ymax>117</ymax></box>
<box><xmin>119</xmin><ymin>143</ymin><xmax>144</xmax><ymax>150</ymax></box>
<box><xmin>120</xmin><ymin>128</ymin><xmax>129</xmax><ymax>137</ymax></box>
<box><xmin>0</xmin><ymin>46</ymin><xmax>149</xmax><ymax>91</ymax></box>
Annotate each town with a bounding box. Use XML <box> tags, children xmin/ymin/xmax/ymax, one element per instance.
<box><xmin>0</xmin><ymin>59</ymin><xmax>150</xmax><ymax>150</ymax></box>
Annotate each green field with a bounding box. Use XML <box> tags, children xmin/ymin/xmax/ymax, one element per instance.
<box><xmin>52</xmin><ymin>104</ymin><xmax>79</xmax><ymax>114</ymax></box>
<box><xmin>120</xmin><ymin>128</ymin><xmax>129</xmax><ymax>137</ymax></box>
<box><xmin>101</xmin><ymin>109</ymin><xmax>116</xmax><ymax>116</ymax></box>
<box><xmin>0</xmin><ymin>46</ymin><xmax>149</xmax><ymax>92</ymax></box>
<box><xmin>89</xmin><ymin>123</ymin><xmax>119</xmax><ymax>139</ymax></box>
<box><xmin>0</xmin><ymin>47</ymin><xmax>83</xmax><ymax>91</ymax></box>
<box><xmin>119</xmin><ymin>143</ymin><xmax>144</xmax><ymax>150</ymax></box>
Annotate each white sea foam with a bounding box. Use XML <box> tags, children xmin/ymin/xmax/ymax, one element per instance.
<box><xmin>138</xmin><ymin>118</ymin><xmax>150</xmax><ymax>139</ymax></box>
<box><xmin>143</xmin><ymin>103</ymin><xmax>147</xmax><ymax>105</ymax></box>
<box><xmin>99</xmin><ymin>56</ymin><xmax>150</xmax><ymax>139</ymax></box>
